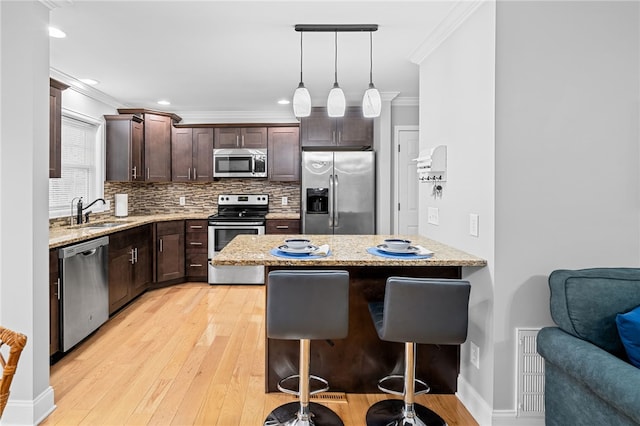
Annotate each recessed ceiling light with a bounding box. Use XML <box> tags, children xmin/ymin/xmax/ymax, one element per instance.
<box><xmin>48</xmin><ymin>27</ymin><xmax>66</xmax><ymax>38</ymax></box>
<box><xmin>79</xmin><ymin>78</ymin><xmax>99</xmax><ymax>85</ymax></box>
<box><xmin>278</xmin><ymin>99</ymin><xmax>291</xmax><ymax>105</ymax></box>
<box><xmin>157</xmin><ymin>100</ymin><xmax>171</xmax><ymax>106</ymax></box>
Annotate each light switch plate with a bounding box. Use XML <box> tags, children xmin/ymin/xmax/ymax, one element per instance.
<box><xmin>469</xmin><ymin>213</ymin><xmax>479</xmax><ymax>237</ymax></box>
<box><xmin>427</xmin><ymin>207</ymin><xmax>439</xmax><ymax>225</ymax></box>
<box><xmin>179</xmin><ymin>196</ymin><xmax>186</xmax><ymax>206</ymax></box>
<box><xmin>281</xmin><ymin>196</ymin><xmax>288</xmax><ymax>206</ymax></box>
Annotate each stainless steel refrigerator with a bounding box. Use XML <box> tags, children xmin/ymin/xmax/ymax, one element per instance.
<box><xmin>302</xmin><ymin>151</ymin><xmax>375</xmax><ymax>234</ymax></box>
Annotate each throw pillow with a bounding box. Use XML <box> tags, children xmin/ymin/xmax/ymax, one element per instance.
<box><xmin>616</xmin><ymin>305</ymin><xmax>640</xmax><ymax>368</ymax></box>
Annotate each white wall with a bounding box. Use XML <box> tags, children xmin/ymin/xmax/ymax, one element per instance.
<box><xmin>419</xmin><ymin>0</ymin><xmax>640</xmax><ymax>424</ymax></box>
<box><xmin>418</xmin><ymin>2</ymin><xmax>496</xmax><ymax>421</ymax></box>
<box><xmin>0</xmin><ymin>1</ymin><xmax>55</xmax><ymax>423</ymax></box>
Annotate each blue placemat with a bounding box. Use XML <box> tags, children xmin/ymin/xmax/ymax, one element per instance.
<box><xmin>270</xmin><ymin>248</ymin><xmax>331</xmax><ymax>259</ymax></box>
<box><xmin>366</xmin><ymin>247</ymin><xmax>433</xmax><ymax>260</ymax></box>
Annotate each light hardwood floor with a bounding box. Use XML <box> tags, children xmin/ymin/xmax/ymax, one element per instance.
<box><xmin>43</xmin><ymin>283</ymin><xmax>478</xmax><ymax>425</ymax></box>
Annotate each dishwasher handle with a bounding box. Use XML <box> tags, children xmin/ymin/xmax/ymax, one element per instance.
<box><xmin>81</xmin><ymin>249</ymin><xmax>97</xmax><ymax>256</ymax></box>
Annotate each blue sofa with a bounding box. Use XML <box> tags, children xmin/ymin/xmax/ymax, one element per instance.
<box><xmin>537</xmin><ymin>268</ymin><xmax>640</xmax><ymax>426</ymax></box>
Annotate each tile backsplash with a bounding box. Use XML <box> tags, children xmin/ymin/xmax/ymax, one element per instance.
<box><xmin>103</xmin><ymin>180</ymin><xmax>300</xmax><ymax>216</ymax></box>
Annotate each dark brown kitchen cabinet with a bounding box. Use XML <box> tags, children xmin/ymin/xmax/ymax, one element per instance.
<box><xmin>49</xmin><ymin>249</ymin><xmax>60</xmax><ymax>356</ymax></box>
<box><xmin>105</xmin><ymin>115</ymin><xmax>145</xmax><ymax>181</ymax></box>
<box><xmin>171</xmin><ymin>127</ymin><xmax>213</xmax><ymax>181</ymax></box>
<box><xmin>214</xmin><ymin>127</ymin><xmax>267</xmax><ymax>149</ymax></box>
<box><xmin>266</xmin><ymin>219</ymin><xmax>300</xmax><ymax>234</ymax></box>
<box><xmin>144</xmin><ymin>113</ymin><xmax>172</xmax><ymax>181</ymax></box>
<box><xmin>156</xmin><ymin>221</ymin><xmax>185</xmax><ymax>283</ymax></box>
<box><xmin>300</xmin><ymin>107</ymin><xmax>373</xmax><ymax>148</ymax></box>
<box><xmin>185</xmin><ymin>220</ymin><xmax>208</xmax><ymax>281</ymax></box>
<box><xmin>108</xmin><ymin>225</ymin><xmax>152</xmax><ymax>314</ymax></box>
<box><xmin>49</xmin><ymin>78</ymin><xmax>68</xmax><ymax>178</ymax></box>
<box><xmin>268</xmin><ymin>127</ymin><xmax>300</xmax><ymax>181</ymax></box>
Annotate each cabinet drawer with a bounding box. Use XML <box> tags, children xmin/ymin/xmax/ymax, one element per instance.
<box><xmin>186</xmin><ymin>220</ymin><xmax>207</xmax><ymax>233</ymax></box>
<box><xmin>156</xmin><ymin>220</ymin><xmax>184</xmax><ymax>235</ymax></box>
<box><xmin>186</xmin><ymin>253</ymin><xmax>208</xmax><ymax>279</ymax></box>
<box><xmin>266</xmin><ymin>219</ymin><xmax>301</xmax><ymax>234</ymax></box>
<box><xmin>185</xmin><ymin>232</ymin><xmax>207</xmax><ymax>252</ymax></box>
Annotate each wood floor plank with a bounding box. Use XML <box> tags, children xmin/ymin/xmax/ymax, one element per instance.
<box><xmin>43</xmin><ymin>283</ymin><xmax>478</xmax><ymax>426</ymax></box>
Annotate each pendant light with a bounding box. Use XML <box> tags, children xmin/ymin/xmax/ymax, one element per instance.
<box><xmin>362</xmin><ymin>31</ymin><xmax>381</xmax><ymax>118</ymax></box>
<box><xmin>327</xmin><ymin>31</ymin><xmax>346</xmax><ymax>117</ymax></box>
<box><xmin>292</xmin><ymin>31</ymin><xmax>311</xmax><ymax>117</ymax></box>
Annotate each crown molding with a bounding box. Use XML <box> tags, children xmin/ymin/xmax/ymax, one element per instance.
<box><xmin>177</xmin><ymin>110</ymin><xmax>300</xmax><ymax>125</ymax></box>
<box><xmin>409</xmin><ymin>0</ymin><xmax>486</xmax><ymax>65</ymax></box>
<box><xmin>39</xmin><ymin>0</ymin><xmax>73</xmax><ymax>11</ymax></box>
<box><xmin>50</xmin><ymin>68</ymin><xmax>126</xmax><ymax>110</ymax></box>
<box><xmin>392</xmin><ymin>97</ymin><xmax>419</xmax><ymax>107</ymax></box>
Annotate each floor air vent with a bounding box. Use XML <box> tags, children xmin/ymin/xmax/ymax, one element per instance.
<box><xmin>517</xmin><ymin>328</ymin><xmax>545</xmax><ymax>417</ymax></box>
<box><xmin>292</xmin><ymin>392</ymin><xmax>348</xmax><ymax>403</ymax></box>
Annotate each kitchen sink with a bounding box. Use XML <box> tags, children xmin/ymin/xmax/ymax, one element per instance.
<box><xmin>84</xmin><ymin>221</ymin><xmax>131</xmax><ymax>229</ymax></box>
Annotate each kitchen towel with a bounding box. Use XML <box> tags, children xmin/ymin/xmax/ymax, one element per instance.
<box><xmin>366</xmin><ymin>246</ymin><xmax>434</xmax><ymax>259</ymax></box>
<box><xmin>114</xmin><ymin>194</ymin><xmax>128</xmax><ymax>217</ymax></box>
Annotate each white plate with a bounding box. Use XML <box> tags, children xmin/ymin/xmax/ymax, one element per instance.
<box><xmin>376</xmin><ymin>244</ymin><xmax>420</xmax><ymax>254</ymax></box>
<box><xmin>277</xmin><ymin>244</ymin><xmax>319</xmax><ymax>255</ymax></box>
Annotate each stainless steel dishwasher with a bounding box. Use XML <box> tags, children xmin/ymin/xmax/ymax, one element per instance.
<box><xmin>58</xmin><ymin>236</ymin><xmax>109</xmax><ymax>352</ymax></box>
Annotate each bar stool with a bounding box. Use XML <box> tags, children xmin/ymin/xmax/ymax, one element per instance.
<box><xmin>264</xmin><ymin>270</ymin><xmax>350</xmax><ymax>426</ymax></box>
<box><xmin>366</xmin><ymin>277</ymin><xmax>471</xmax><ymax>426</ymax></box>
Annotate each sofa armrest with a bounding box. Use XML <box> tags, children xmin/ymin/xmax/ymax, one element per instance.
<box><xmin>538</xmin><ymin>327</ymin><xmax>640</xmax><ymax>424</ymax></box>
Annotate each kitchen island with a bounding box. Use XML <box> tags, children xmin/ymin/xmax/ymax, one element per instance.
<box><xmin>213</xmin><ymin>234</ymin><xmax>486</xmax><ymax>394</ymax></box>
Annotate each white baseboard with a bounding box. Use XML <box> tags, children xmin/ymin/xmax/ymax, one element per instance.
<box><xmin>457</xmin><ymin>377</ymin><xmax>544</xmax><ymax>426</ymax></box>
<box><xmin>0</xmin><ymin>386</ymin><xmax>56</xmax><ymax>425</ymax></box>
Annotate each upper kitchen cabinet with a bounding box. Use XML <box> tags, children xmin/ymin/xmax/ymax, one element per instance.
<box><xmin>171</xmin><ymin>127</ymin><xmax>213</xmax><ymax>182</ymax></box>
<box><xmin>268</xmin><ymin>127</ymin><xmax>300</xmax><ymax>182</ymax></box>
<box><xmin>214</xmin><ymin>127</ymin><xmax>267</xmax><ymax>149</ymax></box>
<box><xmin>300</xmin><ymin>107</ymin><xmax>373</xmax><ymax>149</ymax></box>
<box><xmin>49</xmin><ymin>78</ymin><xmax>69</xmax><ymax>178</ymax></box>
<box><xmin>105</xmin><ymin>114</ymin><xmax>145</xmax><ymax>181</ymax></box>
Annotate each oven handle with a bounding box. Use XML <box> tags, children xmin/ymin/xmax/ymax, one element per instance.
<box><xmin>208</xmin><ymin>222</ymin><xmax>265</xmax><ymax>227</ymax></box>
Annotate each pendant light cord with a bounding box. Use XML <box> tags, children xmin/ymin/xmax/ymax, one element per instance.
<box><xmin>299</xmin><ymin>31</ymin><xmax>304</xmax><ymax>84</ymax></box>
<box><xmin>369</xmin><ymin>32</ymin><xmax>373</xmax><ymax>85</ymax></box>
<box><xmin>334</xmin><ymin>31</ymin><xmax>338</xmax><ymax>85</ymax></box>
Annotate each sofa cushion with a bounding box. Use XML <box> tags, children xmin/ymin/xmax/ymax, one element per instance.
<box><xmin>617</xmin><ymin>305</ymin><xmax>640</xmax><ymax>368</ymax></box>
<box><xmin>549</xmin><ymin>268</ymin><xmax>640</xmax><ymax>357</ymax></box>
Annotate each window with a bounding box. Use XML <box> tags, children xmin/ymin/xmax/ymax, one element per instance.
<box><xmin>49</xmin><ymin>112</ymin><xmax>104</xmax><ymax>219</ymax></box>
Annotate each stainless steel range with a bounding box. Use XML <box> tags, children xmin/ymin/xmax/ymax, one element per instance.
<box><xmin>208</xmin><ymin>194</ymin><xmax>268</xmax><ymax>284</ymax></box>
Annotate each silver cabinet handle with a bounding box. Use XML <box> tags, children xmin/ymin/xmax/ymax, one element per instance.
<box><xmin>56</xmin><ymin>278</ymin><xmax>60</xmax><ymax>300</ymax></box>
<box><xmin>332</xmin><ymin>131</ymin><xmax>336</xmax><ymax>144</ymax></box>
<box><xmin>188</xmin><ymin>168</ymin><xmax>191</xmax><ymax>180</ymax></box>
<box><xmin>134</xmin><ymin>247</ymin><xmax>138</xmax><ymax>263</ymax></box>
<box><xmin>338</xmin><ymin>131</ymin><xmax>342</xmax><ymax>145</ymax></box>
<box><xmin>130</xmin><ymin>248</ymin><xmax>135</xmax><ymax>264</ymax></box>
<box><xmin>193</xmin><ymin>168</ymin><xmax>197</xmax><ymax>179</ymax></box>
<box><xmin>236</xmin><ymin>135</ymin><xmax>240</xmax><ymax>146</ymax></box>
<box><xmin>146</xmin><ymin>168</ymin><xmax>150</xmax><ymax>179</ymax></box>
<box><xmin>241</xmin><ymin>135</ymin><xmax>245</xmax><ymax>147</ymax></box>
<box><xmin>190</xmin><ymin>242</ymin><xmax>203</xmax><ymax>246</ymax></box>
<box><xmin>276</xmin><ymin>225</ymin><xmax>289</xmax><ymax>229</ymax></box>
<box><xmin>189</xmin><ymin>264</ymin><xmax>203</xmax><ymax>267</ymax></box>
<box><xmin>159</xmin><ymin>239</ymin><xmax>163</xmax><ymax>253</ymax></box>
<box><xmin>190</xmin><ymin>225</ymin><xmax>203</xmax><ymax>229</ymax></box>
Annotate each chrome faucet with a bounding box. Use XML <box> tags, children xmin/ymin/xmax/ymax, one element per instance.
<box><xmin>75</xmin><ymin>197</ymin><xmax>106</xmax><ymax>224</ymax></box>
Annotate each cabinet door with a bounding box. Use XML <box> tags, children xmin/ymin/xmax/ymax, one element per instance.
<box><xmin>131</xmin><ymin>225</ymin><xmax>152</xmax><ymax>297</ymax></box>
<box><xmin>49</xmin><ymin>249</ymin><xmax>60</xmax><ymax>355</ymax></box>
<box><xmin>241</xmin><ymin>127</ymin><xmax>267</xmax><ymax>148</ymax></box>
<box><xmin>156</xmin><ymin>221</ymin><xmax>185</xmax><ymax>282</ymax></box>
<box><xmin>106</xmin><ymin>115</ymin><xmax>142</xmax><ymax>182</ymax></box>
<box><xmin>108</xmin><ymin>232</ymin><xmax>134</xmax><ymax>314</ymax></box>
<box><xmin>214</xmin><ymin>128</ymin><xmax>240</xmax><ymax>148</ymax></box>
<box><xmin>338</xmin><ymin>108</ymin><xmax>373</xmax><ymax>147</ymax></box>
<box><xmin>171</xmin><ymin>127</ymin><xmax>193</xmax><ymax>181</ymax></box>
<box><xmin>268</xmin><ymin>127</ymin><xmax>300</xmax><ymax>181</ymax></box>
<box><xmin>192</xmin><ymin>128</ymin><xmax>213</xmax><ymax>181</ymax></box>
<box><xmin>49</xmin><ymin>85</ymin><xmax>63</xmax><ymax>178</ymax></box>
<box><xmin>144</xmin><ymin>113</ymin><xmax>172</xmax><ymax>181</ymax></box>
<box><xmin>131</xmin><ymin>120</ymin><xmax>145</xmax><ymax>181</ymax></box>
<box><xmin>300</xmin><ymin>108</ymin><xmax>335</xmax><ymax>147</ymax></box>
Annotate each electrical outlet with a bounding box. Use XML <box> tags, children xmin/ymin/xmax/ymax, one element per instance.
<box><xmin>281</xmin><ymin>196</ymin><xmax>288</xmax><ymax>206</ymax></box>
<box><xmin>179</xmin><ymin>196</ymin><xmax>186</xmax><ymax>206</ymax></box>
<box><xmin>469</xmin><ymin>213</ymin><xmax>479</xmax><ymax>237</ymax></box>
<box><xmin>470</xmin><ymin>341</ymin><xmax>480</xmax><ymax>369</ymax></box>
<box><xmin>427</xmin><ymin>207</ymin><xmax>439</xmax><ymax>225</ymax></box>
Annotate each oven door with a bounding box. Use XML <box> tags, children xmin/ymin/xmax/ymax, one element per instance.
<box><xmin>208</xmin><ymin>222</ymin><xmax>265</xmax><ymax>284</ymax></box>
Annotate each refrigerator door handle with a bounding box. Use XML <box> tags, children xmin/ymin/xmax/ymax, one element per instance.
<box><xmin>329</xmin><ymin>174</ymin><xmax>334</xmax><ymax>227</ymax></box>
<box><xmin>334</xmin><ymin>174</ymin><xmax>339</xmax><ymax>227</ymax></box>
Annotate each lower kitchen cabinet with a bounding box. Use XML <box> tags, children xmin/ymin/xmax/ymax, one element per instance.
<box><xmin>266</xmin><ymin>218</ymin><xmax>300</xmax><ymax>234</ymax></box>
<box><xmin>185</xmin><ymin>220</ymin><xmax>207</xmax><ymax>281</ymax></box>
<box><xmin>50</xmin><ymin>249</ymin><xmax>60</xmax><ymax>356</ymax></box>
<box><xmin>156</xmin><ymin>221</ymin><xmax>185</xmax><ymax>283</ymax></box>
<box><xmin>108</xmin><ymin>225</ymin><xmax>152</xmax><ymax>314</ymax></box>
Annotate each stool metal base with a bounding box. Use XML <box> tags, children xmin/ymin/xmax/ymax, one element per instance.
<box><xmin>265</xmin><ymin>401</ymin><xmax>344</xmax><ymax>426</ymax></box>
<box><xmin>365</xmin><ymin>399</ymin><xmax>446</xmax><ymax>426</ymax></box>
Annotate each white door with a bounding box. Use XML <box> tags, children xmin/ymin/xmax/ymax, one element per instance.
<box><xmin>394</xmin><ymin>126</ymin><xmax>419</xmax><ymax>235</ymax></box>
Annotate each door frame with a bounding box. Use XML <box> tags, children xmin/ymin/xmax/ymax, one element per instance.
<box><xmin>393</xmin><ymin>125</ymin><xmax>419</xmax><ymax>234</ymax></box>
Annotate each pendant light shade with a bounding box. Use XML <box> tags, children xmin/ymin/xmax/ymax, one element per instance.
<box><xmin>327</xmin><ymin>32</ymin><xmax>346</xmax><ymax>117</ymax></box>
<box><xmin>292</xmin><ymin>32</ymin><xmax>311</xmax><ymax>117</ymax></box>
<box><xmin>362</xmin><ymin>32</ymin><xmax>381</xmax><ymax>118</ymax></box>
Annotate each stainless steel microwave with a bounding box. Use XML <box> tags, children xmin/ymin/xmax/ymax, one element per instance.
<box><xmin>213</xmin><ymin>148</ymin><xmax>267</xmax><ymax>178</ymax></box>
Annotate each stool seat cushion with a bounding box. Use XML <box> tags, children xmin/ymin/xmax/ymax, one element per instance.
<box><xmin>267</xmin><ymin>270</ymin><xmax>349</xmax><ymax>340</ymax></box>
<box><xmin>370</xmin><ymin>277</ymin><xmax>470</xmax><ymax>344</ymax></box>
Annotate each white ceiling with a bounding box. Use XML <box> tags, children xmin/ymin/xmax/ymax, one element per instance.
<box><xmin>49</xmin><ymin>1</ymin><xmax>458</xmax><ymax>118</ymax></box>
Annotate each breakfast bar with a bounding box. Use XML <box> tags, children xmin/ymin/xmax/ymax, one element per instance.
<box><xmin>212</xmin><ymin>234</ymin><xmax>486</xmax><ymax>394</ymax></box>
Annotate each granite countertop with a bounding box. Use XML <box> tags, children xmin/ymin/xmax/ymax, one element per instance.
<box><xmin>212</xmin><ymin>234</ymin><xmax>487</xmax><ymax>267</ymax></box>
<box><xmin>265</xmin><ymin>212</ymin><xmax>300</xmax><ymax>220</ymax></box>
<box><xmin>49</xmin><ymin>213</ymin><xmax>209</xmax><ymax>249</ymax></box>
